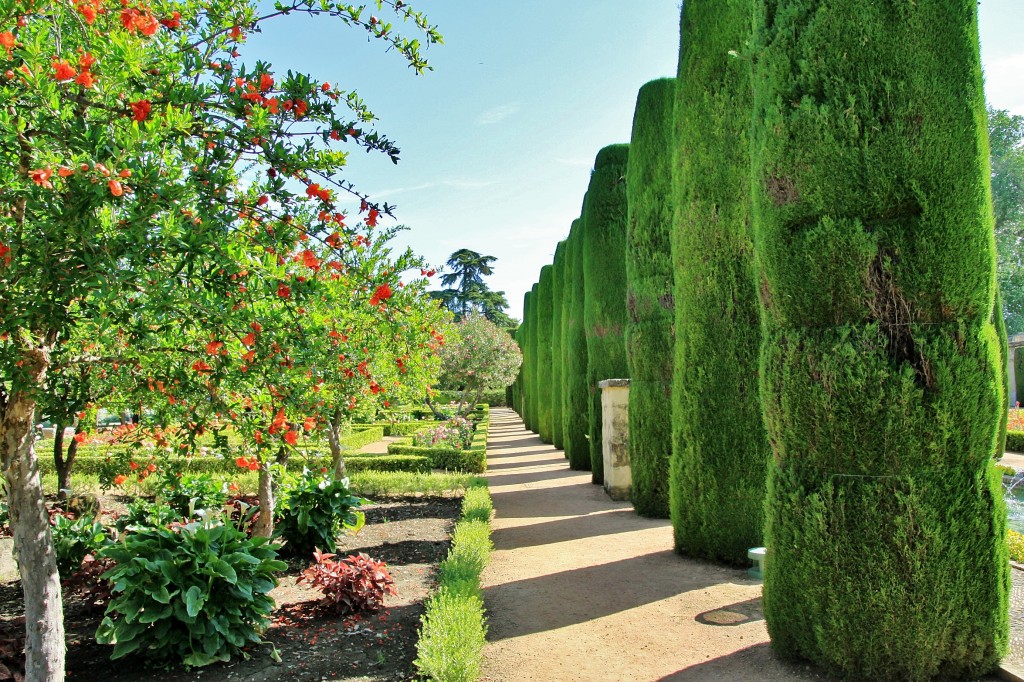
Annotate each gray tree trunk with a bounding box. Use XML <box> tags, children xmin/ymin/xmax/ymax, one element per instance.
<box><xmin>1</xmin><ymin>349</ymin><xmax>66</xmax><ymax>681</ymax></box>
<box><xmin>253</xmin><ymin>460</ymin><xmax>275</xmax><ymax>538</ymax></box>
<box><xmin>327</xmin><ymin>408</ymin><xmax>347</xmax><ymax>479</ymax></box>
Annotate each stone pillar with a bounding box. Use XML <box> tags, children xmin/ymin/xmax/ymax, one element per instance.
<box><xmin>599</xmin><ymin>379</ymin><xmax>631</xmax><ymax>500</ymax></box>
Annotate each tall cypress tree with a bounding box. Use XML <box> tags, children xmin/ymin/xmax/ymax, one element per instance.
<box><xmin>520</xmin><ymin>289</ymin><xmax>534</xmax><ymax>430</ymax></box>
<box><xmin>536</xmin><ymin>265</ymin><xmax>555</xmax><ymax>443</ymax></box>
<box><xmin>996</xmin><ymin>287</ymin><xmax>1009</xmax><ymax>456</ymax></box>
<box><xmin>527</xmin><ymin>282</ymin><xmax>540</xmax><ymax>434</ymax></box>
<box><xmin>563</xmin><ymin>220</ymin><xmax>591</xmax><ymax>469</ymax></box>
<box><xmin>671</xmin><ymin>0</ymin><xmax>769</xmax><ymax>562</ymax></box>
<box><xmin>583</xmin><ymin>144</ymin><xmax>631</xmax><ymax>484</ymax></box>
<box><xmin>512</xmin><ymin>324</ymin><xmax>524</xmax><ymax>417</ymax></box>
<box><xmin>551</xmin><ymin>241</ymin><xmax>568</xmax><ymax>451</ymax></box>
<box><xmin>752</xmin><ymin>2</ymin><xmax>1007</xmax><ymax>678</ymax></box>
<box><xmin>626</xmin><ymin>78</ymin><xmax>676</xmax><ymax>518</ymax></box>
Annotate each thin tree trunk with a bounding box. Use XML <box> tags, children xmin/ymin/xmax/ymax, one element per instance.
<box><xmin>327</xmin><ymin>407</ymin><xmax>346</xmax><ymax>479</ymax></box>
<box><xmin>53</xmin><ymin>423</ymin><xmax>79</xmax><ymax>499</ymax></box>
<box><xmin>1</xmin><ymin>352</ymin><xmax>66</xmax><ymax>681</ymax></box>
<box><xmin>253</xmin><ymin>460</ymin><xmax>275</xmax><ymax>538</ymax></box>
<box><xmin>424</xmin><ymin>395</ymin><xmax>446</xmax><ymax>420</ymax></box>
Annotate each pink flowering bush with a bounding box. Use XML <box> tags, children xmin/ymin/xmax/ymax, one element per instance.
<box><xmin>413</xmin><ymin>416</ymin><xmax>474</xmax><ymax>450</ymax></box>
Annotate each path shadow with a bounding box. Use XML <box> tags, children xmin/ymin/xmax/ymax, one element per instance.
<box><xmin>485</xmin><ymin>470</ymin><xmax>588</xmax><ymax>488</ymax></box>
<box><xmin>484</xmin><ymin>447</ymin><xmax>557</xmax><ymax>459</ymax></box>
<box><xmin>655</xmin><ymin>643</ymin><xmax>831</xmax><ymax>681</ymax></box>
<box><xmin>487</xmin><ymin>486</ymin><xmax>629</xmax><ymax>518</ymax></box>
<box><xmin>483</xmin><ymin>552</ymin><xmax>744</xmax><ymax>640</ymax></box>
<box><xmin>694</xmin><ymin>597</ymin><xmax>763</xmax><ymax>627</ymax></box>
<box><xmin>490</xmin><ymin>509</ymin><xmax>645</xmax><ymax>550</ymax></box>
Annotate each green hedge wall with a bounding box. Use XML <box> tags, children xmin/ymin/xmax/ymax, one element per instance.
<box><xmin>521</xmin><ymin>289</ymin><xmax>535</xmax><ymax>431</ymax></box>
<box><xmin>551</xmin><ymin>241</ymin><xmax>567</xmax><ymax>451</ymax></box>
<box><xmin>536</xmin><ymin>265</ymin><xmax>555</xmax><ymax>444</ymax></box>
<box><xmin>671</xmin><ymin>1</ymin><xmax>769</xmax><ymax>563</ymax></box>
<box><xmin>625</xmin><ymin>78</ymin><xmax>675</xmax><ymax>519</ymax></box>
<box><xmin>528</xmin><ymin>283</ymin><xmax>541</xmax><ymax>434</ymax></box>
<box><xmin>1007</xmin><ymin>431</ymin><xmax>1024</xmax><ymax>453</ymax></box>
<box><xmin>562</xmin><ymin>221</ymin><xmax>590</xmax><ymax>469</ymax></box>
<box><xmin>42</xmin><ymin>453</ymin><xmax>432</xmax><ymax>476</ymax></box>
<box><xmin>387</xmin><ymin>420</ymin><xmax>489</xmax><ymax>474</ymax></box>
<box><xmin>583</xmin><ymin>144</ymin><xmax>631</xmax><ymax>484</ymax></box>
<box><xmin>513</xmin><ymin>313</ymin><xmax>526</xmax><ymax>419</ymax></box>
<box><xmin>752</xmin><ymin>2</ymin><xmax>1007</xmax><ymax>678</ymax></box>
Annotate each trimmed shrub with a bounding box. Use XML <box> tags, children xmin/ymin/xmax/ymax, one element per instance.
<box><xmin>413</xmin><ymin>483</ymin><xmax>493</xmax><ymax>682</ymax></box>
<box><xmin>526</xmin><ymin>286</ymin><xmax>540</xmax><ymax>433</ymax></box>
<box><xmin>583</xmin><ymin>144</ymin><xmax>631</xmax><ymax>483</ymax></box>
<box><xmin>1007</xmin><ymin>431</ymin><xmax>1024</xmax><ymax>452</ymax></box>
<box><xmin>752</xmin><ymin>2</ymin><xmax>1008</xmax><ymax>678</ymax></box>
<box><xmin>387</xmin><ymin>420</ymin><xmax>488</xmax><ymax>473</ymax></box>
<box><xmin>562</xmin><ymin>221</ymin><xmax>590</xmax><ymax>469</ymax></box>
<box><xmin>625</xmin><ymin>77</ymin><xmax>675</xmax><ymax>519</ymax></box>
<box><xmin>551</xmin><ymin>241</ymin><xmax>567</xmax><ymax>451</ymax></box>
<box><xmin>536</xmin><ymin>265</ymin><xmax>555</xmax><ymax>443</ymax></box>
<box><xmin>672</xmin><ymin>2</ymin><xmax>770</xmax><ymax>562</ymax></box>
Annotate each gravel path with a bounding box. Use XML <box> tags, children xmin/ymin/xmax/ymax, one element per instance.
<box><xmin>480</xmin><ymin>408</ymin><xmax>833</xmax><ymax>682</ymax></box>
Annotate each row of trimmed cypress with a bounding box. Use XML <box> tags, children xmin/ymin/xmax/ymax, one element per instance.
<box><xmin>509</xmin><ymin>1</ymin><xmax>1008</xmax><ymax>679</ymax></box>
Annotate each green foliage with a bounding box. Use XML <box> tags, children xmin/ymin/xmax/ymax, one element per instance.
<box><xmin>996</xmin><ymin>288</ymin><xmax>1009</xmax><ymax>456</ymax></box>
<box><xmin>387</xmin><ymin>420</ymin><xmax>488</xmax><ymax>473</ymax></box>
<box><xmin>96</xmin><ymin>518</ymin><xmax>286</xmax><ymax>667</ymax></box>
<box><xmin>413</xmin><ymin>589</ymin><xmax>487</xmax><ymax>682</ymax></box>
<box><xmin>752</xmin><ymin>2</ymin><xmax>1007</xmax><ymax>678</ymax></box>
<box><xmin>460</xmin><ymin>486</ymin><xmax>493</xmax><ymax>524</ymax></box>
<box><xmin>436</xmin><ymin>315</ymin><xmax>522</xmax><ymax>413</ymax></box>
<box><xmin>672</xmin><ymin>2</ymin><xmax>769</xmax><ymax>561</ymax></box>
<box><xmin>562</xmin><ymin>223</ymin><xmax>591</xmax><ymax>469</ymax></box>
<box><xmin>583</xmin><ymin>145</ymin><xmax>631</xmax><ymax>483</ymax></box>
<box><xmin>413</xmin><ymin>484</ymin><xmax>492</xmax><ymax>682</ymax></box>
<box><xmin>521</xmin><ymin>290</ymin><xmax>535</xmax><ymax>432</ymax></box>
<box><xmin>274</xmin><ymin>471</ymin><xmax>366</xmax><ymax>557</ymax></box>
<box><xmin>51</xmin><ymin>514</ymin><xmax>111</xmax><ymax>580</ymax></box>
<box><xmin>536</xmin><ymin>265</ymin><xmax>555</xmax><ymax>443</ymax></box>
<box><xmin>991</xmin><ymin>109</ymin><xmax>1024</xmax><ymax>334</ymax></box>
<box><xmin>1009</xmin><ymin>530</ymin><xmax>1024</xmax><ymax>564</ymax></box>
<box><xmin>347</xmin><ymin>471</ymin><xmax>487</xmax><ymax>498</ymax></box>
<box><xmin>159</xmin><ymin>473</ymin><xmax>228</xmax><ymax>518</ymax></box>
<box><xmin>1007</xmin><ymin>431</ymin><xmax>1024</xmax><ymax>452</ymax></box>
<box><xmin>113</xmin><ymin>500</ymin><xmax>181</xmax><ymax>535</ymax></box>
<box><xmin>528</xmin><ymin>283</ymin><xmax>541</xmax><ymax>434</ymax></box>
<box><xmin>551</xmin><ymin>241</ymin><xmax>568</xmax><ymax>450</ymax></box>
<box><xmin>298</xmin><ymin>549</ymin><xmax>397</xmax><ymax>615</ymax></box>
<box><xmin>625</xmin><ymin>78</ymin><xmax>675</xmax><ymax>519</ymax></box>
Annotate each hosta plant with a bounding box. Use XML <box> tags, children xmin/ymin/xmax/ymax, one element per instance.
<box><xmin>160</xmin><ymin>472</ymin><xmax>228</xmax><ymax>518</ymax></box>
<box><xmin>96</xmin><ymin>516</ymin><xmax>286</xmax><ymax>667</ymax></box>
<box><xmin>275</xmin><ymin>470</ymin><xmax>366</xmax><ymax>556</ymax></box>
<box><xmin>298</xmin><ymin>549</ymin><xmax>396</xmax><ymax>614</ymax></box>
<box><xmin>113</xmin><ymin>500</ymin><xmax>182</xmax><ymax>535</ymax></box>
<box><xmin>51</xmin><ymin>513</ymin><xmax>112</xmax><ymax>580</ymax></box>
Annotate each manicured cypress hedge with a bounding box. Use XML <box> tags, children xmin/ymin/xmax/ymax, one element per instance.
<box><xmin>562</xmin><ymin>221</ymin><xmax>590</xmax><ymax>469</ymax></box>
<box><xmin>512</xmin><ymin>323</ymin><xmax>525</xmax><ymax>417</ymax></box>
<box><xmin>520</xmin><ymin>290</ymin><xmax>533</xmax><ymax>430</ymax></box>
<box><xmin>536</xmin><ymin>265</ymin><xmax>555</xmax><ymax>443</ymax></box>
<box><xmin>671</xmin><ymin>1</ymin><xmax>769</xmax><ymax>562</ymax></box>
<box><xmin>551</xmin><ymin>241</ymin><xmax>567</xmax><ymax>451</ymax></box>
<box><xmin>752</xmin><ymin>2</ymin><xmax>1008</xmax><ymax>678</ymax></box>
<box><xmin>583</xmin><ymin>144</ymin><xmax>631</xmax><ymax>484</ymax></box>
<box><xmin>526</xmin><ymin>283</ymin><xmax>540</xmax><ymax>434</ymax></box>
<box><xmin>625</xmin><ymin>78</ymin><xmax>675</xmax><ymax>519</ymax></box>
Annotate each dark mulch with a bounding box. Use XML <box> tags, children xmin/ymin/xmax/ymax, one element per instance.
<box><xmin>0</xmin><ymin>496</ymin><xmax>462</xmax><ymax>682</ymax></box>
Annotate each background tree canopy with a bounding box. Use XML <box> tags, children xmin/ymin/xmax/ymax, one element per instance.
<box><xmin>431</xmin><ymin>249</ymin><xmax>517</xmax><ymax>326</ymax></box>
<box><xmin>992</xmin><ymin>107</ymin><xmax>1024</xmax><ymax>334</ymax></box>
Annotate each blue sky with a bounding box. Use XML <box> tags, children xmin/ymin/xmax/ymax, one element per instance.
<box><xmin>248</xmin><ymin>1</ymin><xmax>1024</xmax><ymax>322</ymax></box>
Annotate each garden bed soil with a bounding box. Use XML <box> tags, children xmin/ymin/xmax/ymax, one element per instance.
<box><xmin>0</xmin><ymin>496</ymin><xmax>462</xmax><ymax>682</ymax></box>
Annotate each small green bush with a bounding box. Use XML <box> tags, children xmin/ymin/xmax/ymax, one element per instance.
<box><xmin>1007</xmin><ymin>431</ymin><xmax>1024</xmax><ymax>452</ymax></box>
<box><xmin>159</xmin><ymin>473</ymin><xmax>227</xmax><ymax>518</ymax></box>
<box><xmin>414</xmin><ymin>484</ymin><xmax>493</xmax><ymax>682</ymax></box>
<box><xmin>413</xmin><ymin>589</ymin><xmax>487</xmax><ymax>682</ymax></box>
<box><xmin>996</xmin><ymin>463</ymin><xmax>1017</xmax><ymax>477</ymax></box>
<box><xmin>461</xmin><ymin>487</ymin><xmax>493</xmax><ymax>524</ymax></box>
<box><xmin>274</xmin><ymin>470</ymin><xmax>366</xmax><ymax>557</ymax></box>
<box><xmin>1009</xmin><ymin>530</ymin><xmax>1024</xmax><ymax>564</ymax></box>
<box><xmin>96</xmin><ymin>518</ymin><xmax>286</xmax><ymax>667</ymax></box>
<box><xmin>51</xmin><ymin>514</ymin><xmax>111</xmax><ymax>579</ymax></box>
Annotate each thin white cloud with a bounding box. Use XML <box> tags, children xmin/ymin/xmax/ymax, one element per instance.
<box><xmin>554</xmin><ymin>156</ymin><xmax>593</xmax><ymax>169</ymax></box>
<box><xmin>374</xmin><ymin>178</ymin><xmax>499</xmax><ymax>199</ymax></box>
<box><xmin>476</xmin><ymin>103</ymin><xmax>521</xmax><ymax>126</ymax></box>
<box><xmin>986</xmin><ymin>52</ymin><xmax>1024</xmax><ymax>115</ymax></box>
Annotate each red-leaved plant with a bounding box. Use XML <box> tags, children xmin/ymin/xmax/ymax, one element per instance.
<box><xmin>298</xmin><ymin>549</ymin><xmax>397</xmax><ymax>615</ymax></box>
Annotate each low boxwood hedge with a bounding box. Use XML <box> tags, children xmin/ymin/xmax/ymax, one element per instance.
<box><xmin>38</xmin><ymin>453</ymin><xmax>432</xmax><ymax>477</ymax></box>
<box><xmin>387</xmin><ymin>414</ymin><xmax>489</xmax><ymax>474</ymax></box>
<box><xmin>1007</xmin><ymin>431</ymin><xmax>1024</xmax><ymax>453</ymax></box>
